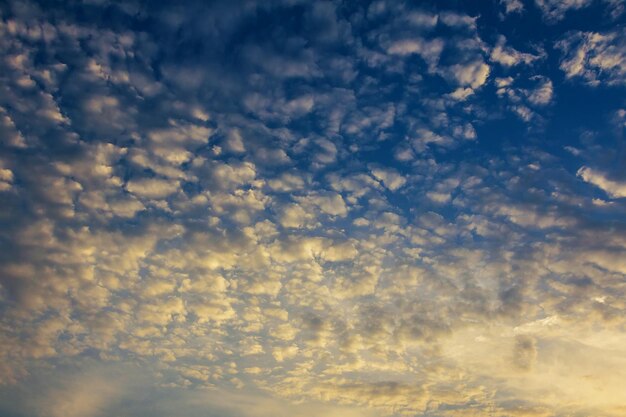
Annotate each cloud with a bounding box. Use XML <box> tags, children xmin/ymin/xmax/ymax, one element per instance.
<box><xmin>0</xmin><ymin>166</ymin><xmax>14</xmax><ymax>192</ymax></box>
<box><xmin>447</xmin><ymin>60</ymin><xmax>490</xmax><ymax>89</ymax></box>
<box><xmin>279</xmin><ymin>203</ymin><xmax>311</xmax><ymax>228</ymax></box>
<box><xmin>370</xmin><ymin>166</ymin><xmax>407</xmax><ymax>191</ymax></box>
<box><xmin>526</xmin><ymin>77</ymin><xmax>554</xmax><ymax>106</ymax></box>
<box><xmin>386</xmin><ymin>38</ymin><xmax>445</xmax><ymax>64</ymax></box>
<box><xmin>126</xmin><ymin>177</ymin><xmax>180</xmax><ymax>199</ymax></box>
<box><xmin>301</xmin><ymin>192</ymin><xmax>348</xmax><ymax>216</ymax></box>
<box><xmin>578</xmin><ymin>166</ymin><xmax>626</xmax><ymax>198</ymax></box>
<box><xmin>225</xmin><ymin>128</ymin><xmax>246</xmax><ymax>153</ymax></box>
<box><xmin>501</xmin><ymin>0</ymin><xmax>525</xmax><ymax>14</ymax></box>
<box><xmin>535</xmin><ymin>0</ymin><xmax>594</xmax><ymax>22</ymax></box>
<box><xmin>439</xmin><ymin>11</ymin><xmax>477</xmax><ymax>30</ymax></box>
<box><xmin>448</xmin><ymin>87</ymin><xmax>475</xmax><ymax>101</ymax></box>
<box><xmin>490</xmin><ymin>35</ymin><xmax>542</xmax><ymax>67</ymax></box>
<box><xmin>557</xmin><ymin>29</ymin><xmax>626</xmax><ymax>86</ymax></box>
<box><xmin>2</xmin><ymin>2</ymin><xmax>626</xmax><ymax>417</ymax></box>
<box><xmin>512</xmin><ymin>335</ymin><xmax>538</xmax><ymax>371</ymax></box>
<box><xmin>34</xmin><ymin>366</ymin><xmax>141</xmax><ymax>417</ymax></box>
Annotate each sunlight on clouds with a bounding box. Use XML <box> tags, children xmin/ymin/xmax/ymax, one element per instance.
<box><xmin>1</xmin><ymin>0</ymin><xmax>626</xmax><ymax>416</ymax></box>
<box><xmin>578</xmin><ymin>166</ymin><xmax>626</xmax><ymax>198</ymax></box>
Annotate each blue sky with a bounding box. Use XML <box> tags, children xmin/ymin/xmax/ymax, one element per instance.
<box><xmin>1</xmin><ymin>0</ymin><xmax>626</xmax><ymax>416</ymax></box>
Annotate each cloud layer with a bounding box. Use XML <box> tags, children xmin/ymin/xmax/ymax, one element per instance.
<box><xmin>1</xmin><ymin>1</ymin><xmax>626</xmax><ymax>416</ymax></box>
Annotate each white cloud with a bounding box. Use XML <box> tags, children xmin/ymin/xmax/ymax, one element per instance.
<box><xmin>557</xmin><ymin>29</ymin><xmax>626</xmax><ymax>86</ymax></box>
<box><xmin>126</xmin><ymin>177</ymin><xmax>180</xmax><ymax>199</ymax></box>
<box><xmin>279</xmin><ymin>203</ymin><xmax>311</xmax><ymax>228</ymax></box>
<box><xmin>405</xmin><ymin>11</ymin><xmax>438</xmax><ymax>28</ymax></box>
<box><xmin>411</xmin><ymin>128</ymin><xmax>452</xmax><ymax>151</ymax></box>
<box><xmin>226</xmin><ymin>128</ymin><xmax>246</xmax><ymax>153</ymax></box>
<box><xmin>296</xmin><ymin>192</ymin><xmax>349</xmax><ymax>217</ymax></box>
<box><xmin>490</xmin><ymin>35</ymin><xmax>541</xmax><ymax>67</ymax></box>
<box><xmin>387</xmin><ymin>38</ymin><xmax>444</xmax><ymax>57</ymax></box>
<box><xmin>447</xmin><ymin>60</ymin><xmax>490</xmax><ymax>89</ymax></box>
<box><xmin>527</xmin><ymin>77</ymin><xmax>554</xmax><ymax>105</ymax></box>
<box><xmin>268</xmin><ymin>172</ymin><xmax>306</xmax><ymax>192</ymax></box>
<box><xmin>0</xmin><ymin>166</ymin><xmax>14</xmax><ymax>191</ymax></box>
<box><xmin>535</xmin><ymin>0</ymin><xmax>594</xmax><ymax>21</ymax></box>
<box><xmin>578</xmin><ymin>166</ymin><xmax>626</xmax><ymax>198</ymax></box>
<box><xmin>439</xmin><ymin>11</ymin><xmax>477</xmax><ymax>30</ymax></box>
<box><xmin>501</xmin><ymin>0</ymin><xmax>525</xmax><ymax>14</ymax></box>
<box><xmin>313</xmin><ymin>137</ymin><xmax>338</xmax><ymax>164</ymax></box>
<box><xmin>0</xmin><ymin>107</ymin><xmax>27</xmax><ymax>148</ymax></box>
<box><xmin>452</xmin><ymin>123</ymin><xmax>477</xmax><ymax>140</ymax></box>
<box><xmin>385</xmin><ymin>38</ymin><xmax>444</xmax><ymax>69</ymax></box>
<box><xmin>448</xmin><ymin>87</ymin><xmax>474</xmax><ymax>101</ymax></box>
<box><xmin>370</xmin><ymin>167</ymin><xmax>407</xmax><ymax>191</ymax></box>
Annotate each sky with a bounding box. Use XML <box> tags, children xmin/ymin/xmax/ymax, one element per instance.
<box><xmin>0</xmin><ymin>0</ymin><xmax>626</xmax><ymax>416</ymax></box>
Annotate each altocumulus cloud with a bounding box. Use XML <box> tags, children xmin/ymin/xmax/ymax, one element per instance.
<box><xmin>1</xmin><ymin>0</ymin><xmax>626</xmax><ymax>416</ymax></box>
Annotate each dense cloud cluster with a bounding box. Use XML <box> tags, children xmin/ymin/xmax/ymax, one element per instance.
<box><xmin>1</xmin><ymin>1</ymin><xmax>626</xmax><ymax>416</ymax></box>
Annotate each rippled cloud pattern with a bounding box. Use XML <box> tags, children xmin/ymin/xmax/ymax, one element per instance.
<box><xmin>1</xmin><ymin>1</ymin><xmax>626</xmax><ymax>416</ymax></box>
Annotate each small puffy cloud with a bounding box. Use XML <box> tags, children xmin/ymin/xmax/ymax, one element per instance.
<box><xmin>495</xmin><ymin>76</ymin><xmax>514</xmax><ymax>88</ymax></box>
<box><xmin>393</xmin><ymin>145</ymin><xmax>415</xmax><ymax>161</ymax></box>
<box><xmin>490</xmin><ymin>35</ymin><xmax>541</xmax><ymax>67</ymax></box>
<box><xmin>225</xmin><ymin>129</ymin><xmax>246</xmax><ymax>153</ymax></box>
<box><xmin>268</xmin><ymin>172</ymin><xmax>306</xmax><ymax>192</ymax></box>
<box><xmin>386</xmin><ymin>38</ymin><xmax>444</xmax><ymax>64</ymax></box>
<box><xmin>439</xmin><ymin>11</ymin><xmax>477</xmax><ymax>30</ymax></box>
<box><xmin>148</xmin><ymin>122</ymin><xmax>212</xmax><ymax>144</ymax></box>
<box><xmin>448</xmin><ymin>87</ymin><xmax>475</xmax><ymax>101</ymax></box>
<box><xmin>370</xmin><ymin>166</ymin><xmax>407</xmax><ymax>191</ymax></box>
<box><xmin>270</xmin><ymin>323</ymin><xmax>298</xmax><ymax>341</ymax></box>
<box><xmin>557</xmin><ymin>29</ymin><xmax>626</xmax><ymax>86</ymax></box>
<box><xmin>535</xmin><ymin>0</ymin><xmax>594</xmax><ymax>22</ymax></box>
<box><xmin>526</xmin><ymin>77</ymin><xmax>554</xmax><ymax>106</ymax></box>
<box><xmin>244</xmin><ymin>93</ymin><xmax>314</xmax><ymax>122</ymax></box>
<box><xmin>426</xmin><ymin>177</ymin><xmax>460</xmax><ymax>204</ymax></box>
<box><xmin>195</xmin><ymin>160</ymin><xmax>257</xmax><ymax>190</ymax></box>
<box><xmin>493</xmin><ymin>203</ymin><xmax>574</xmax><ymax>228</ymax></box>
<box><xmin>495</xmin><ymin>75</ymin><xmax>553</xmax><ymax>121</ymax></box>
<box><xmin>411</xmin><ymin>128</ymin><xmax>452</xmax><ymax>151</ymax></box>
<box><xmin>107</xmin><ymin>196</ymin><xmax>145</xmax><ymax>218</ymax></box>
<box><xmin>405</xmin><ymin>11</ymin><xmax>439</xmax><ymax>28</ymax></box>
<box><xmin>578</xmin><ymin>166</ymin><xmax>626</xmax><ymax>198</ymax></box>
<box><xmin>285</xmin><ymin>95</ymin><xmax>315</xmax><ymax>115</ymax></box>
<box><xmin>501</xmin><ymin>0</ymin><xmax>525</xmax><ymax>14</ymax></box>
<box><xmin>80</xmin><ymin>192</ymin><xmax>145</xmax><ymax>218</ymax></box>
<box><xmin>447</xmin><ymin>60</ymin><xmax>490</xmax><ymax>89</ymax></box>
<box><xmin>140</xmin><ymin>279</ymin><xmax>177</xmax><ymax>297</ymax></box>
<box><xmin>512</xmin><ymin>105</ymin><xmax>533</xmax><ymax>121</ymax></box>
<box><xmin>0</xmin><ymin>166</ymin><xmax>14</xmax><ymax>191</ymax></box>
<box><xmin>272</xmin><ymin>345</ymin><xmax>298</xmax><ymax>362</ymax></box>
<box><xmin>313</xmin><ymin>137</ymin><xmax>338</xmax><ymax>165</ymax></box>
<box><xmin>426</xmin><ymin>191</ymin><xmax>452</xmax><ymax>203</ymax></box>
<box><xmin>254</xmin><ymin>147</ymin><xmax>292</xmax><ymax>165</ymax></box>
<box><xmin>296</xmin><ymin>192</ymin><xmax>349</xmax><ymax>217</ymax></box>
<box><xmin>452</xmin><ymin>123</ymin><xmax>477</xmax><ymax>140</ymax></box>
<box><xmin>0</xmin><ymin>107</ymin><xmax>27</xmax><ymax>148</ymax></box>
<box><xmin>189</xmin><ymin>299</ymin><xmax>236</xmax><ymax>323</ymax></box>
<box><xmin>136</xmin><ymin>297</ymin><xmax>185</xmax><ymax>325</ymax></box>
<box><xmin>279</xmin><ymin>203</ymin><xmax>312</xmax><ymax>228</ymax></box>
<box><xmin>126</xmin><ymin>177</ymin><xmax>180</xmax><ymax>199</ymax></box>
